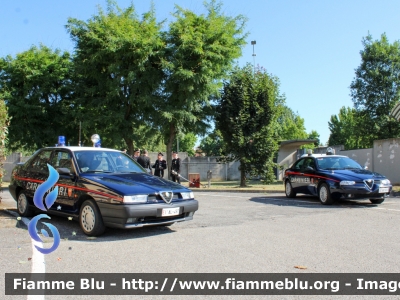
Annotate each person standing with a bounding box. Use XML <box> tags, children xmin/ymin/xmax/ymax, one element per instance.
<box><xmin>152</xmin><ymin>152</ymin><xmax>167</xmax><ymax>178</ymax></box>
<box><xmin>171</xmin><ymin>151</ymin><xmax>181</xmax><ymax>183</ymax></box>
<box><xmin>137</xmin><ymin>150</ymin><xmax>152</xmax><ymax>174</ymax></box>
<box><xmin>132</xmin><ymin>148</ymin><xmax>140</xmax><ymax>161</ymax></box>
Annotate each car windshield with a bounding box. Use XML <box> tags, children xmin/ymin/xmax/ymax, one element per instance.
<box><xmin>74</xmin><ymin>150</ymin><xmax>145</xmax><ymax>173</ymax></box>
<box><xmin>316</xmin><ymin>156</ymin><xmax>362</xmax><ymax>170</ymax></box>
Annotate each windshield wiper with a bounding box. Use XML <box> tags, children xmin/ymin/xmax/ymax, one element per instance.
<box><xmin>85</xmin><ymin>170</ymin><xmax>110</xmax><ymax>173</ymax></box>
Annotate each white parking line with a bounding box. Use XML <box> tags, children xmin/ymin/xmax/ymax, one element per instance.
<box><xmin>4</xmin><ymin>209</ymin><xmax>45</xmax><ymax>300</ymax></box>
<box><xmin>372</xmin><ymin>207</ymin><xmax>400</xmax><ymax>212</ymax></box>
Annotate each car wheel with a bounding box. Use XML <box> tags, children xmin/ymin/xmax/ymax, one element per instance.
<box><xmin>370</xmin><ymin>198</ymin><xmax>385</xmax><ymax>204</ymax></box>
<box><xmin>17</xmin><ymin>191</ymin><xmax>33</xmax><ymax>217</ymax></box>
<box><xmin>285</xmin><ymin>180</ymin><xmax>296</xmax><ymax>198</ymax></box>
<box><xmin>79</xmin><ymin>200</ymin><xmax>105</xmax><ymax>236</ymax></box>
<box><xmin>318</xmin><ymin>183</ymin><xmax>334</xmax><ymax>205</ymax></box>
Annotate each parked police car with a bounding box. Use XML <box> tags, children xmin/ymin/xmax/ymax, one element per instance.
<box><xmin>283</xmin><ymin>148</ymin><xmax>392</xmax><ymax>205</ymax></box>
<box><xmin>9</xmin><ymin>147</ymin><xmax>198</xmax><ymax>236</ymax></box>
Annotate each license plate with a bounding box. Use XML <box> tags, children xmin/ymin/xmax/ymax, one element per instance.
<box><xmin>161</xmin><ymin>207</ymin><xmax>180</xmax><ymax>217</ymax></box>
<box><xmin>379</xmin><ymin>187</ymin><xmax>389</xmax><ymax>193</ymax></box>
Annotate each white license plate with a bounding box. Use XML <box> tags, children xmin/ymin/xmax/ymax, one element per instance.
<box><xmin>161</xmin><ymin>207</ymin><xmax>180</xmax><ymax>217</ymax></box>
<box><xmin>379</xmin><ymin>187</ymin><xmax>389</xmax><ymax>193</ymax></box>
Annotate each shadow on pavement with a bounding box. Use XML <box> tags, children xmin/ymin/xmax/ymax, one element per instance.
<box><xmin>249</xmin><ymin>194</ymin><xmax>382</xmax><ymax>209</ymax></box>
<box><xmin>0</xmin><ymin>209</ymin><xmax>176</xmax><ymax>243</ymax></box>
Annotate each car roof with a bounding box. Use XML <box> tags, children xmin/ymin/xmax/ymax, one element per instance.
<box><xmin>300</xmin><ymin>153</ymin><xmax>347</xmax><ymax>158</ymax></box>
<box><xmin>44</xmin><ymin>146</ymin><xmax>122</xmax><ymax>152</ymax></box>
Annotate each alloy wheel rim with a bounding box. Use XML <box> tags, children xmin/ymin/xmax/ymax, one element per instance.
<box><xmin>81</xmin><ymin>206</ymin><xmax>95</xmax><ymax>232</ymax></box>
<box><xmin>320</xmin><ymin>186</ymin><xmax>327</xmax><ymax>202</ymax></box>
<box><xmin>18</xmin><ymin>194</ymin><xmax>27</xmax><ymax>213</ymax></box>
<box><xmin>285</xmin><ymin>182</ymin><xmax>291</xmax><ymax>195</ymax></box>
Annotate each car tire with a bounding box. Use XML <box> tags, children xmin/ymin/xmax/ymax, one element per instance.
<box><xmin>285</xmin><ymin>180</ymin><xmax>296</xmax><ymax>198</ymax></box>
<box><xmin>17</xmin><ymin>191</ymin><xmax>33</xmax><ymax>217</ymax></box>
<box><xmin>370</xmin><ymin>198</ymin><xmax>385</xmax><ymax>204</ymax></box>
<box><xmin>79</xmin><ymin>200</ymin><xmax>105</xmax><ymax>236</ymax></box>
<box><xmin>318</xmin><ymin>183</ymin><xmax>334</xmax><ymax>205</ymax></box>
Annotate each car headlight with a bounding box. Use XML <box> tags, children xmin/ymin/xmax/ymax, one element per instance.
<box><xmin>123</xmin><ymin>195</ymin><xmax>148</xmax><ymax>203</ymax></box>
<box><xmin>340</xmin><ymin>181</ymin><xmax>356</xmax><ymax>186</ymax></box>
<box><xmin>181</xmin><ymin>192</ymin><xmax>194</xmax><ymax>200</ymax></box>
<box><xmin>381</xmin><ymin>179</ymin><xmax>391</xmax><ymax>185</ymax></box>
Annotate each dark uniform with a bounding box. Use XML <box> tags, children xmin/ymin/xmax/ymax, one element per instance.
<box><xmin>137</xmin><ymin>151</ymin><xmax>152</xmax><ymax>174</ymax></box>
<box><xmin>171</xmin><ymin>152</ymin><xmax>181</xmax><ymax>183</ymax></box>
<box><xmin>152</xmin><ymin>152</ymin><xmax>167</xmax><ymax>178</ymax></box>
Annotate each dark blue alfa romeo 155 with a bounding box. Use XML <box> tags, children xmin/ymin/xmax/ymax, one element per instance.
<box><xmin>9</xmin><ymin>147</ymin><xmax>198</xmax><ymax>236</ymax></box>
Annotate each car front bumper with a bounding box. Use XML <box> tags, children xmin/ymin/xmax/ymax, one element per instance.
<box><xmin>330</xmin><ymin>183</ymin><xmax>392</xmax><ymax>199</ymax></box>
<box><xmin>97</xmin><ymin>199</ymin><xmax>199</xmax><ymax>229</ymax></box>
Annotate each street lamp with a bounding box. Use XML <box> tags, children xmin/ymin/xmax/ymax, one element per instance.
<box><xmin>251</xmin><ymin>40</ymin><xmax>256</xmax><ymax>74</ymax></box>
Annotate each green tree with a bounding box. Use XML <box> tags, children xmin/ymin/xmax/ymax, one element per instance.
<box><xmin>0</xmin><ymin>45</ymin><xmax>74</xmax><ymax>151</ymax></box>
<box><xmin>157</xmin><ymin>0</ymin><xmax>247</xmax><ymax>176</ymax></box>
<box><xmin>328</xmin><ymin>106</ymin><xmax>361</xmax><ymax>149</ymax></box>
<box><xmin>199</xmin><ymin>129</ymin><xmax>226</xmax><ymax>156</ymax></box>
<box><xmin>172</xmin><ymin>132</ymin><xmax>197</xmax><ymax>156</ymax></box>
<box><xmin>216</xmin><ymin>64</ymin><xmax>283</xmax><ymax>187</ymax></box>
<box><xmin>66</xmin><ymin>1</ymin><xmax>164</xmax><ymax>154</ymax></box>
<box><xmin>276</xmin><ymin>106</ymin><xmax>308</xmax><ymax>141</ymax></box>
<box><xmin>350</xmin><ymin>33</ymin><xmax>400</xmax><ymax>147</ymax></box>
<box><xmin>307</xmin><ymin>130</ymin><xmax>320</xmax><ymax>147</ymax></box>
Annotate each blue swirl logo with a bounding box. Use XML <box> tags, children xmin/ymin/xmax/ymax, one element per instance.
<box><xmin>27</xmin><ymin>164</ymin><xmax>61</xmax><ymax>254</ymax></box>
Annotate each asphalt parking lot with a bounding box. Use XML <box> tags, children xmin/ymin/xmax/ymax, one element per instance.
<box><xmin>1</xmin><ymin>190</ymin><xmax>400</xmax><ymax>299</ymax></box>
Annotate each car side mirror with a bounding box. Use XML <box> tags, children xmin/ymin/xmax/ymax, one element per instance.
<box><xmin>57</xmin><ymin>167</ymin><xmax>76</xmax><ymax>180</ymax></box>
<box><xmin>305</xmin><ymin>166</ymin><xmax>314</xmax><ymax>171</ymax></box>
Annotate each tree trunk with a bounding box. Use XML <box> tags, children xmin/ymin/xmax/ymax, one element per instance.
<box><xmin>124</xmin><ymin>137</ymin><xmax>134</xmax><ymax>156</ymax></box>
<box><xmin>166</xmin><ymin>123</ymin><xmax>176</xmax><ymax>180</ymax></box>
<box><xmin>240</xmin><ymin>160</ymin><xmax>247</xmax><ymax>187</ymax></box>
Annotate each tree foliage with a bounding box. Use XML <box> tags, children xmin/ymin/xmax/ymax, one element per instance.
<box><xmin>348</xmin><ymin>33</ymin><xmax>400</xmax><ymax>147</ymax></box>
<box><xmin>157</xmin><ymin>0</ymin><xmax>247</xmax><ymax>175</ymax></box>
<box><xmin>216</xmin><ymin>64</ymin><xmax>283</xmax><ymax>186</ymax></box>
<box><xmin>328</xmin><ymin>106</ymin><xmax>361</xmax><ymax>149</ymax></box>
<box><xmin>276</xmin><ymin>106</ymin><xmax>308</xmax><ymax>140</ymax></box>
<box><xmin>1</xmin><ymin>0</ymin><xmax>247</xmax><ymax>161</ymax></box>
<box><xmin>0</xmin><ymin>45</ymin><xmax>74</xmax><ymax>151</ymax></box>
<box><xmin>307</xmin><ymin>130</ymin><xmax>320</xmax><ymax>147</ymax></box>
<box><xmin>172</xmin><ymin>132</ymin><xmax>197</xmax><ymax>156</ymax></box>
<box><xmin>66</xmin><ymin>0</ymin><xmax>164</xmax><ymax>154</ymax></box>
<box><xmin>198</xmin><ymin>129</ymin><xmax>226</xmax><ymax>156</ymax></box>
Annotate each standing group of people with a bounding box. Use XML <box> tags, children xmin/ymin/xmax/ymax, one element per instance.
<box><xmin>128</xmin><ymin>149</ymin><xmax>181</xmax><ymax>183</ymax></box>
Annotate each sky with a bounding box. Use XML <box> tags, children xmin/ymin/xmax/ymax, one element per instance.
<box><xmin>1</xmin><ymin>0</ymin><xmax>400</xmax><ymax>145</ymax></box>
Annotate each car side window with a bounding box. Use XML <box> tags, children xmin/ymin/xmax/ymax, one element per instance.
<box><xmin>29</xmin><ymin>150</ymin><xmax>52</xmax><ymax>174</ymax></box>
<box><xmin>293</xmin><ymin>159</ymin><xmax>305</xmax><ymax>170</ymax></box>
<box><xmin>50</xmin><ymin>150</ymin><xmax>73</xmax><ymax>173</ymax></box>
<box><xmin>304</xmin><ymin>158</ymin><xmax>315</xmax><ymax>170</ymax></box>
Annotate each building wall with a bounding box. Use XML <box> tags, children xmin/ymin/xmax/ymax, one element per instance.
<box><xmin>372</xmin><ymin>138</ymin><xmax>400</xmax><ymax>184</ymax></box>
<box><xmin>340</xmin><ymin>148</ymin><xmax>373</xmax><ymax>170</ymax></box>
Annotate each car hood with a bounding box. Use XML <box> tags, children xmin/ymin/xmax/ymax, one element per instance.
<box><xmin>320</xmin><ymin>169</ymin><xmax>387</xmax><ymax>181</ymax></box>
<box><xmin>80</xmin><ymin>172</ymin><xmax>189</xmax><ymax>195</ymax></box>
